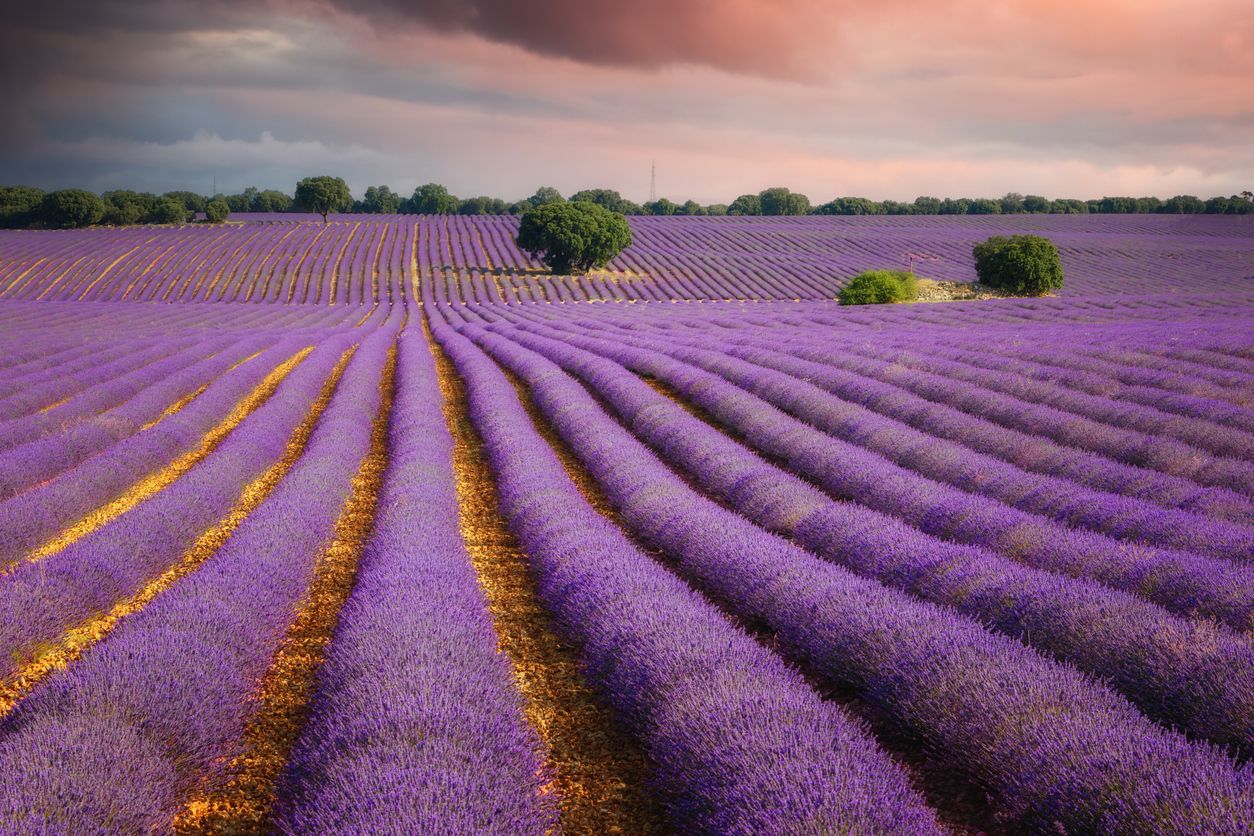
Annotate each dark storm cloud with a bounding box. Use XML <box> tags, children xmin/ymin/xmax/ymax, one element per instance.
<box><xmin>316</xmin><ymin>0</ymin><xmax>823</xmax><ymax>77</ymax></box>
<box><xmin>0</xmin><ymin>0</ymin><xmax>1249</xmax><ymax>199</ymax></box>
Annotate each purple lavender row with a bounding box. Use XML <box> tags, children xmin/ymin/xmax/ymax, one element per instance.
<box><xmin>0</xmin><ymin>338</ymin><xmax>161</xmax><ymax>404</ymax></box>
<box><xmin>431</xmin><ymin>313</ymin><xmax>943</xmax><ymax>834</ymax></box>
<box><xmin>840</xmin><ymin>336</ymin><xmax>1254</xmax><ymax>462</ymax></box>
<box><xmin>935</xmin><ymin>337</ymin><xmax>1254</xmax><ymax>426</ymax></box>
<box><xmin>272</xmin><ymin>322</ymin><xmax>555</xmax><ymax>834</ymax></box>
<box><xmin>487</xmin><ymin>320</ymin><xmax>1253</xmax><ymax>752</ymax></box>
<box><xmin>0</xmin><ymin>337</ymin><xmax>235</xmax><ymax>450</ymax></box>
<box><xmin>0</xmin><ymin>335</ymin><xmax>280</xmax><ymax>499</ymax></box>
<box><xmin>622</xmin><ymin>321</ymin><xmax>1254</xmax><ymax>523</ymax></box>
<box><xmin>0</xmin><ymin>336</ymin><xmax>205</xmax><ymax>424</ymax></box>
<box><xmin>543</xmin><ymin>320</ymin><xmax>1254</xmax><ymax>565</ymax></box>
<box><xmin>776</xmin><ymin>336</ymin><xmax>1254</xmax><ymax>496</ymax></box>
<box><xmin>0</xmin><ymin>326</ymin><xmax>396</xmax><ymax>833</ymax></box>
<box><xmin>457</xmin><ymin>320</ymin><xmax>1253</xmax><ymax>834</ymax></box>
<box><xmin>0</xmin><ymin>337</ymin><xmax>314</xmax><ymax>565</ymax></box>
<box><xmin>520</xmin><ymin>309</ymin><xmax>1254</xmax><ymax>556</ymax></box>
<box><xmin>0</xmin><ymin>333</ymin><xmax>355</xmax><ymax>684</ymax></box>
<box><xmin>0</xmin><ymin>330</ymin><xmax>239</xmax><ymax>438</ymax></box>
<box><xmin>510</xmin><ymin>317</ymin><xmax>1251</xmax><ymax>625</ymax></box>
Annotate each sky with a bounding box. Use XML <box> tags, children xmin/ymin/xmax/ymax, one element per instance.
<box><xmin>2</xmin><ymin>0</ymin><xmax>1252</xmax><ymax>203</ymax></box>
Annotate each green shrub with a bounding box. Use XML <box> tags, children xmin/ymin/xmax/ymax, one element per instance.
<box><xmin>839</xmin><ymin>270</ymin><xmax>919</xmax><ymax>305</ymax></box>
<box><xmin>973</xmin><ymin>234</ymin><xmax>1064</xmax><ymax>295</ymax></box>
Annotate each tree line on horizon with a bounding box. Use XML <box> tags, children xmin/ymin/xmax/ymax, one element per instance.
<box><xmin>2</xmin><ymin>179</ymin><xmax>1251</xmax><ymax>230</ymax></box>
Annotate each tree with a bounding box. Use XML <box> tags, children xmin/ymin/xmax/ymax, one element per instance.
<box><xmin>967</xmin><ymin>198</ymin><xmax>1002</xmax><ymax>215</ymax></box>
<box><xmin>163</xmin><ymin>191</ymin><xmax>208</xmax><ymax>214</ymax></box>
<box><xmin>530</xmin><ymin>186</ymin><xmax>564</xmax><ymax>206</ymax></box>
<box><xmin>677</xmin><ymin>200</ymin><xmax>707</xmax><ymax>216</ymax></box>
<box><xmin>1160</xmin><ymin>195</ymin><xmax>1205</xmax><ymax>214</ymax></box>
<box><xmin>705</xmin><ymin>203</ymin><xmax>728</xmax><ymax>216</ymax></box>
<box><xmin>0</xmin><ymin>186</ymin><xmax>45</xmax><ymax>228</ymax></box>
<box><xmin>939</xmin><ymin>198</ymin><xmax>971</xmax><ymax>215</ymax></box>
<box><xmin>408</xmin><ymin>183</ymin><xmax>459</xmax><ymax>214</ymax></box>
<box><xmin>1097</xmin><ymin>196</ymin><xmax>1139</xmax><ymax>214</ymax></box>
<box><xmin>838</xmin><ymin>270</ymin><xmax>918</xmax><ymax>305</ymax></box>
<box><xmin>1022</xmin><ymin>194</ymin><xmax>1050</xmax><ymax>213</ymax></box>
<box><xmin>728</xmin><ymin>194</ymin><xmax>762</xmax><ymax>215</ymax></box>
<box><xmin>41</xmin><ymin>189</ymin><xmax>105</xmax><ymax>228</ymax></box>
<box><xmin>568</xmin><ymin>188</ymin><xmax>636</xmax><ymax>214</ymax></box>
<box><xmin>295</xmin><ymin>176</ymin><xmax>353</xmax><ymax>222</ymax></box>
<box><xmin>759</xmin><ymin>187</ymin><xmax>810</xmax><ymax>215</ymax></box>
<box><xmin>252</xmin><ymin>190</ymin><xmax>293</xmax><ymax>213</ymax></box>
<box><xmin>150</xmin><ymin>198</ymin><xmax>189</xmax><ymax>225</ymax></box>
<box><xmin>1051</xmin><ymin>199</ymin><xmax>1088</xmax><ymax>214</ymax></box>
<box><xmin>912</xmin><ymin>196</ymin><xmax>941</xmax><ymax>215</ymax></box>
<box><xmin>360</xmin><ymin>185</ymin><xmax>401</xmax><ymax>214</ymax></box>
<box><xmin>816</xmin><ymin>197</ymin><xmax>884</xmax><ymax>215</ymax></box>
<box><xmin>973</xmin><ymin>234</ymin><xmax>1064</xmax><ymax>296</ymax></box>
<box><xmin>102</xmin><ymin>190</ymin><xmax>158</xmax><ymax>225</ymax></box>
<box><xmin>225</xmin><ymin>193</ymin><xmax>252</xmax><ymax>212</ymax></box>
<box><xmin>516</xmin><ymin>201</ymin><xmax>633</xmax><ymax>274</ymax></box>
<box><xmin>458</xmin><ymin>196</ymin><xmax>506</xmax><ymax>215</ymax></box>
<box><xmin>644</xmin><ymin>198</ymin><xmax>677</xmax><ymax>216</ymax></box>
<box><xmin>204</xmin><ymin>198</ymin><xmax>230</xmax><ymax>223</ymax></box>
<box><xmin>997</xmin><ymin>193</ymin><xmax>1025</xmax><ymax>214</ymax></box>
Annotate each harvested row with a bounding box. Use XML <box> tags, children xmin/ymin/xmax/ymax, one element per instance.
<box><xmin>452</xmin><ymin>317</ymin><xmax>1253</xmax><ymax>834</ymax></box>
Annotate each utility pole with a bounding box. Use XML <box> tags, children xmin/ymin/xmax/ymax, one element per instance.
<box><xmin>649</xmin><ymin>160</ymin><xmax>656</xmax><ymax>203</ymax></box>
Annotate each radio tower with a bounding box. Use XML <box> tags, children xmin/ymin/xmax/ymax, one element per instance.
<box><xmin>649</xmin><ymin>160</ymin><xmax>656</xmax><ymax>203</ymax></box>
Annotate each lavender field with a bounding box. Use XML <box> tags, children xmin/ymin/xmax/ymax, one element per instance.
<box><xmin>0</xmin><ymin>215</ymin><xmax>1251</xmax><ymax>834</ymax></box>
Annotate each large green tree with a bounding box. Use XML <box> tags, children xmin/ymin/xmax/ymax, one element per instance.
<box><xmin>0</xmin><ymin>186</ymin><xmax>46</xmax><ymax>228</ymax></box>
<box><xmin>41</xmin><ymin>190</ymin><xmax>105</xmax><ymax>228</ymax></box>
<box><xmin>203</xmin><ymin>198</ymin><xmax>231</xmax><ymax>223</ymax></box>
<box><xmin>973</xmin><ymin>234</ymin><xmax>1064</xmax><ymax>296</ymax></box>
<box><xmin>295</xmin><ymin>176</ymin><xmax>353</xmax><ymax>222</ymax></box>
<box><xmin>408</xmin><ymin>183</ymin><xmax>460</xmax><ymax>214</ymax></box>
<box><xmin>516</xmin><ymin>201</ymin><xmax>633</xmax><ymax>274</ymax></box>
<box><xmin>359</xmin><ymin>185</ymin><xmax>402</xmax><ymax>214</ymax></box>
<box><xmin>728</xmin><ymin>194</ymin><xmax>762</xmax><ymax>215</ymax></box>
<box><xmin>758</xmin><ymin>187</ymin><xmax>810</xmax><ymax>215</ymax></box>
<box><xmin>568</xmin><ymin>188</ymin><xmax>639</xmax><ymax>215</ymax></box>
<box><xmin>102</xmin><ymin>190</ymin><xmax>158</xmax><ymax>225</ymax></box>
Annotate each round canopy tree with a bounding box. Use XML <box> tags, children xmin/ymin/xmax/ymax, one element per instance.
<box><xmin>516</xmin><ymin>201</ymin><xmax>633</xmax><ymax>274</ymax></box>
<box><xmin>294</xmin><ymin>175</ymin><xmax>352</xmax><ymax>223</ymax></box>
<box><xmin>973</xmin><ymin>234</ymin><xmax>1064</xmax><ymax>296</ymax></box>
<box><xmin>40</xmin><ymin>189</ymin><xmax>105</xmax><ymax>229</ymax></box>
<box><xmin>203</xmin><ymin>198</ymin><xmax>231</xmax><ymax>223</ymax></box>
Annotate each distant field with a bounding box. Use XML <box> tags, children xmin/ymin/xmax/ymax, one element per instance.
<box><xmin>0</xmin><ymin>215</ymin><xmax>1251</xmax><ymax>833</ymax></box>
<box><xmin>2</xmin><ymin>214</ymin><xmax>1251</xmax><ymax>303</ymax></box>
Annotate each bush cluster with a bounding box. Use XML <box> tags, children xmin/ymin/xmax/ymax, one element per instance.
<box><xmin>839</xmin><ymin>270</ymin><xmax>919</xmax><ymax>305</ymax></box>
